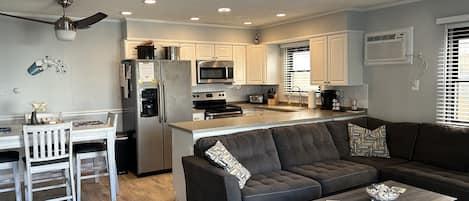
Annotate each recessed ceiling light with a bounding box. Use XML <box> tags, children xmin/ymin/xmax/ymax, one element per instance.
<box><xmin>190</xmin><ymin>17</ymin><xmax>200</xmax><ymax>21</ymax></box>
<box><xmin>218</xmin><ymin>8</ymin><xmax>231</xmax><ymax>13</ymax></box>
<box><xmin>243</xmin><ymin>22</ymin><xmax>252</xmax><ymax>25</ymax></box>
<box><xmin>276</xmin><ymin>13</ymin><xmax>286</xmax><ymax>17</ymax></box>
<box><xmin>143</xmin><ymin>0</ymin><xmax>157</xmax><ymax>4</ymax></box>
<box><xmin>121</xmin><ymin>11</ymin><xmax>132</xmax><ymax>16</ymax></box>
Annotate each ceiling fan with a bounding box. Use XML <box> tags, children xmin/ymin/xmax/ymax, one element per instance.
<box><xmin>0</xmin><ymin>0</ymin><xmax>107</xmax><ymax>41</ymax></box>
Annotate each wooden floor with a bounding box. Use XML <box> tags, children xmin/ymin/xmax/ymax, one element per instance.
<box><xmin>2</xmin><ymin>173</ymin><xmax>176</xmax><ymax>201</ymax></box>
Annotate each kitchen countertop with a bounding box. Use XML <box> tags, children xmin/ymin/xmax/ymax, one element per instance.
<box><xmin>171</xmin><ymin>105</ymin><xmax>366</xmax><ymax>133</ymax></box>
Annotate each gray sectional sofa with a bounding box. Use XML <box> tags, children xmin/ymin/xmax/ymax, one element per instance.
<box><xmin>182</xmin><ymin>117</ymin><xmax>469</xmax><ymax>201</ymax></box>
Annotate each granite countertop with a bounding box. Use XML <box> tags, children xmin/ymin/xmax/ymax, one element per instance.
<box><xmin>170</xmin><ymin>106</ymin><xmax>366</xmax><ymax>134</ymax></box>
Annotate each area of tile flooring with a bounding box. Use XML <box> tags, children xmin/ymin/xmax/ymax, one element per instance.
<box><xmin>2</xmin><ymin>173</ymin><xmax>176</xmax><ymax>201</ymax></box>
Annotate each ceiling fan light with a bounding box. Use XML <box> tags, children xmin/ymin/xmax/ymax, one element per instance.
<box><xmin>55</xmin><ymin>29</ymin><xmax>76</xmax><ymax>41</ymax></box>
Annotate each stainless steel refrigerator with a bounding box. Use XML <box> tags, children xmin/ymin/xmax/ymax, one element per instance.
<box><xmin>121</xmin><ymin>59</ymin><xmax>192</xmax><ymax>175</ymax></box>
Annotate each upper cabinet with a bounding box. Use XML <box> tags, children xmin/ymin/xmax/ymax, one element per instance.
<box><xmin>310</xmin><ymin>32</ymin><xmax>363</xmax><ymax>86</ymax></box>
<box><xmin>180</xmin><ymin>43</ymin><xmax>197</xmax><ymax>86</ymax></box>
<box><xmin>246</xmin><ymin>45</ymin><xmax>280</xmax><ymax>85</ymax></box>
<box><xmin>215</xmin><ymin>45</ymin><xmax>234</xmax><ymax>60</ymax></box>
<box><xmin>196</xmin><ymin>44</ymin><xmax>233</xmax><ymax>60</ymax></box>
<box><xmin>195</xmin><ymin>44</ymin><xmax>215</xmax><ymax>60</ymax></box>
<box><xmin>233</xmin><ymin>45</ymin><xmax>247</xmax><ymax>85</ymax></box>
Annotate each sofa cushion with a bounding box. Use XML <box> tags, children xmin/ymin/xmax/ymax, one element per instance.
<box><xmin>348</xmin><ymin>123</ymin><xmax>390</xmax><ymax>158</ymax></box>
<box><xmin>413</xmin><ymin>123</ymin><xmax>469</xmax><ymax>172</ymax></box>
<box><xmin>242</xmin><ymin>170</ymin><xmax>322</xmax><ymax>201</ymax></box>
<box><xmin>344</xmin><ymin>156</ymin><xmax>408</xmax><ymax>171</ymax></box>
<box><xmin>205</xmin><ymin>141</ymin><xmax>251</xmax><ymax>189</ymax></box>
<box><xmin>325</xmin><ymin>117</ymin><xmax>368</xmax><ymax>158</ymax></box>
<box><xmin>287</xmin><ymin>160</ymin><xmax>378</xmax><ymax>195</ymax></box>
<box><xmin>385</xmin><ymin>122</ymin><xmax>419</xmax><ymax>160</ymax></box>
<box><xmin>271</xmin><ymin>123</ymin><xmax>340</xmax><ymax>168</ymax></box>
<box><xmin>195</xmin><ymin>129</ymin><xmax>281</xmax><ymax>175</ymax></box>
<box><xmin>381</xmin><ymin>161</ymin><xmax>469</xmax><ymax>200</ymax></box>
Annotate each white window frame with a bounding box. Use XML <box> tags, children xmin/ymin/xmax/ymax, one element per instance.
<box><xmin>283</xmin><ymin>46</ymin><xmax>311</xmax><ymax>93</ymax></box>
<box><xmin>436</xmin><ymin>22</ymin><xmax>469</xmax><ymax>127</ymax></box>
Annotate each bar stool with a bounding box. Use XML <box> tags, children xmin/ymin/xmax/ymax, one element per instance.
<box><xmin>74</xmin><ymin>113</ymin><xmax>118</xmax><ymax>201</ymax></box>
<box><xmin>0</xmin><ymin>151</ymin><xmax>21</xmax><ymax>201</ymax></box>
<box><xmin>23</xmin><ymin>122</ymin><xmax>76</xmax><ymax>201</ymax></box>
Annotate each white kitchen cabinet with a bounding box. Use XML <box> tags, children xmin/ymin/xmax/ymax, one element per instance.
<box><xmin>195</xmin><ymin>44</ymin><xmax>214</xmax><ymax>60</ymax></box>
<box><xmin>196</xmin><ymin>44</ymin><xmax>233</xmax><ymax>60</ymax></box>
<box><xmin>180</xmin><ymin>43</ymin><xmax>197</xmax><ymax>86</ymax></box>
<box><xmin>310</xmin><ymin>37</ymin><xmax>328</xmax><ymax>85</ymax></box>
<box><xmin>192</xmin><ymin>112</ymin><xmax>205</xmax><ymax>121</ymax></box>
<box><xmin>214</xmin><ymin>45</ymin><xmax>233</xmax><ymax>60</ymax></box>
<box><xmin>233</xmin><ymin>45</ymin><xmax>247</xmax><ymax>85</ymax></box>
<box><xmin>246</xmin><ymin>45</ymin><xmax>280</xmax><ymax>85</ymax></box>
<box><xmin>310</xmin><ymin>32</ymin><xmax>363</xmax><ymax>86</ymax></box>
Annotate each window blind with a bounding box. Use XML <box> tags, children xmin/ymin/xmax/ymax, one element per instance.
<box><xmin>283</xmin><ymin>46</ymin><xmax>312</xmax><ymax>93</ymax></box>
<box><xmin>436</xmin><ymin>23</ymin><xmax>469</xmax><ymax>127</ymax></box>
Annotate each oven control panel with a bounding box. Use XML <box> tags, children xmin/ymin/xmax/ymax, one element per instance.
<box><xmin>192</xmin><ymin>91</ymin><xmax>226</xmax><ymax>101</ymax></box>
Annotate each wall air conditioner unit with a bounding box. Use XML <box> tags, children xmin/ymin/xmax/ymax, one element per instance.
<box><xmin>365</xmin><ymin>27</ymin><xmax>414</xmax><ymax>65</ymax></box>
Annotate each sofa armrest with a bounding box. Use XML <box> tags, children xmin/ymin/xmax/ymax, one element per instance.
<box><xmin>182</xmin><ymin>156</ymin><xmax>242</xmax><ymax>201</ymax></box>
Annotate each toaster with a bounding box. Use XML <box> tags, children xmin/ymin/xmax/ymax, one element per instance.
<box><xmin>249</xmin><ymin>95</ymin><xmax>264</xmax><ymax>104</ymax></box>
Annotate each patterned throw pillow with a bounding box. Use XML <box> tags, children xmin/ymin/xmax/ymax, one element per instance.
<box><xmin>205</xmin><ymin>141</ymin><xmax>251</xmax><ymax>189</ymax></box>
<box><xmin>348</xmin><ymin>123</ymin><xmax>390</xmax><ymax>158</ymax></box>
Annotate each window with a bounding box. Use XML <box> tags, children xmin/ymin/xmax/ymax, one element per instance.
<box><xmin>437</xmin><ymin>23</ymin><xmax>469</xmax><ymax>127</ymax></box>
<box><xmin>283</xmin><ymin>46</ymin><xmax>313</xmax><ymax>93</ymax></box>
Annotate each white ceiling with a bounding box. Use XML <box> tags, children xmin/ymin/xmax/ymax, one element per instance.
<box><xmin>0</xmin><ymin>0</ymin><xmax>417</xmax><ymax>27</ymax></box>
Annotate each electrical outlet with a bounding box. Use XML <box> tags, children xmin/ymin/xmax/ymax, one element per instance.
<box><xmin>411</xmin><ymin>80</ymin><xmax>420</xmax><ymax>91</ymax></box>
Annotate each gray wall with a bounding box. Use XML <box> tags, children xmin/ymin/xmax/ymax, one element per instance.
<box><xmin>364</xmin><ymin>0</ymin><xmax>469</xmax><ymax>122</ymax></box>
<box><xmin>125</xmin><ymin>20</ymin><xmax>256</xmax><ymax>43</ymax></box>
<box><xmin>260</xmin><ymin>11</ymin><xmax>362</xmax><ymax>43</ymax></box>
<box><xmin>0</xmin><ymin>17</ymin><xmax>122</xmax><ymax>116</ymax></box>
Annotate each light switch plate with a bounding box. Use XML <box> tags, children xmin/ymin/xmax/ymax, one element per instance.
<box><xmin>411</xmin><ymin>80</ymin><xmax>420</xmax><ymax>91</ymax></box>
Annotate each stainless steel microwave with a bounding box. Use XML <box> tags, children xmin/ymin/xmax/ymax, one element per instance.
<box><xmin>197</xmin><ymin>60</ymin><xmax>234</xmax><ymax>84</ymax></box>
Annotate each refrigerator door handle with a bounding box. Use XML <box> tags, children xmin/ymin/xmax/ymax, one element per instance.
<box><xmin>163</xmin><ymin>81</ymin><xmax>168</xmax><ymax>123</ymax></box>
<box><xmin>157</xmin><ymin>81</ymin><xmax>162</xmax><ymax>123</ymax></box>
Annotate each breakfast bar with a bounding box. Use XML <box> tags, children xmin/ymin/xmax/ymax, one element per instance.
<box><xmin>170</xmin><ymin>109</ymin><xmax>366</xmax><ymax>201</ymax></box>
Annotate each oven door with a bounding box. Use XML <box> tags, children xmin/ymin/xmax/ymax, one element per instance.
<box><xmin>197</xmin><ymin>60</ymin><xmax>234</xmax><ymax>84</ymax></box>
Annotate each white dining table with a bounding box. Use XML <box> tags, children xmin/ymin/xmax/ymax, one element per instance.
<box><xmin>0</xmin><ymin>123</ymin><xmax>118</xmax><ymax>201</ymax></box>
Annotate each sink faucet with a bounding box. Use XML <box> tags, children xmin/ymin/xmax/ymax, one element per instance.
<box><xmin>290</xmin><ymin>86</ymin><xmax>303</xmax><ymax>107</ymax></box>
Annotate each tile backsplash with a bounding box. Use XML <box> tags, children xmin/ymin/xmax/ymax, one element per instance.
<box><xmin>192</xmin><ymin>84</ymin><xmax>278</xmax><ymax>102</ymax></box>
<box><xmin>328</xmin><ymin>85</ymin><xmax>369</xmax><ymax>108</ymax></box>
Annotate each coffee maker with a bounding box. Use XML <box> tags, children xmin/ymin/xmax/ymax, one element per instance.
<box><xmin>320</xmin><ymin>90</ymin><xmax>337</xmax><ymax>110</ymax></box>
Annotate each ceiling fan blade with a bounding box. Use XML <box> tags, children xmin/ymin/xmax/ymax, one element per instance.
<box><xmin>73</xmin><ymin>12</ymin><xmax>107</xmax><ymax>29</ymax></box>
<box><xmin>0</xmin><ymin>12</ymin><xmax>55</xmax><ymax>25</ymax></box>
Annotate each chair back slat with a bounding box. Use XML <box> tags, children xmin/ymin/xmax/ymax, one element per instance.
<box><xmin>60</xmin><ymin>128</ymin><xmax>67</xmax><ymax>156</ymax></box>
<box><xmin>46</xmin><ymin>131</ymin><xmax>53</xmax><ymax>157</ymax></box>
<box><xmin>32</xmin><ymin>131</ymin><xmax>39</xmax><ymax>159</ymax></box>
<box><xmin>23</xmin><ymin>122</ymin><xmax>72</xmax><ymax>163</ymax></box>
<box><xmin>107</xmin><ymin>112</ymin><xmax>118</xmax><ymax>128</ymax></box>
<box><xmin>53</xmin><ymin>130</ymin><xmax>60</xmax><ymax>156</ymax></box>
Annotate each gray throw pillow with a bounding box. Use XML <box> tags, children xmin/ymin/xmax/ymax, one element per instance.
<box><xmin>205</xmin><ymin>141</ymin><xmax>251</xmax><ymax>189</ymax></box>
<box><xmin>348</xmin><ymin>123</ymin><xmax>390</xmax><ymax>158</ymax></box>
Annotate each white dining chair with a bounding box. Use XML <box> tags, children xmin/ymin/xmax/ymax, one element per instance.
<box><xmin>0</xmin><ymin>151</ymin><xmax>21</xmax><ymax>201</ymax></box>
<box><xmin>23</xmin><ymin>122</ymin><xmax>76</xmax><ymax>201</ymax></box>
<box><xmin>74</xmin><ymin>113</ymin><xmax>118</xmax><ymax>201</ymax></box>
